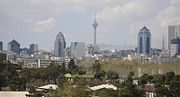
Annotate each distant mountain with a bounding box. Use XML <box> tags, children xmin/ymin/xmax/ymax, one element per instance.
<box><xmin>97</xmin><ymin>43</ymin><xmax>135</xmax><ymax>50</ymax></box>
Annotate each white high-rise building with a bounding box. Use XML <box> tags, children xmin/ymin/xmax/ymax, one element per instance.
<box><xmin>54</xmin><ymin>32</ymin><xmax>66</xmax><ymax>57</ymax></box>
<box><xmin>70</xmin><ymin>42</ymin><xmax>85</xmax><ymax>58</ymax></box>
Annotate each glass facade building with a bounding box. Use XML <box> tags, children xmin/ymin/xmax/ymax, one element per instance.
<box><xmin>54</xmin><ymin>32</ymin><xmax>66</xmax><ymax>57</ymax></box>
<box><xmin>138</xmin><ymin>26</ymin><xmax>151</xmax><ymax>54</ymax></box>
<box><xmin>8</xmin><ymin>39</ymin><xmax>20</xmax><ymax>54</ymax></box>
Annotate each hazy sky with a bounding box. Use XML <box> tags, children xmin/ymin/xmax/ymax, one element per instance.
<box><xmin>0</xmin><ymin>0</ymin><xmax>180</xmax><ymax>50</ymax></box>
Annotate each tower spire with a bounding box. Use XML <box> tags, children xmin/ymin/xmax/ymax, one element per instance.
<box><xmin>92</xmin><ymin>14</ymin><xmax>98</xmax><ymax>47</ymax></box>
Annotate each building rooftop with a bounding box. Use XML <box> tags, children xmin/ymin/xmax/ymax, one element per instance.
<box><xmin>138</xmin><ymin>26</ymin><xmax>151</xmax><ymax>36</ymax></box>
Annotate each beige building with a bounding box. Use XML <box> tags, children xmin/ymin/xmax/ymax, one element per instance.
<box><xmin>168</xmin><ymin>25</ymin><xmax>180</xmax><ymax>53</ymax></box>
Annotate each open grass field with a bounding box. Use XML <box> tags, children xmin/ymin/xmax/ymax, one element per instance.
<box><xmin>80</xmin><ymin>59</ymin><xmax>180</xmax><ymax>77</ymax></box>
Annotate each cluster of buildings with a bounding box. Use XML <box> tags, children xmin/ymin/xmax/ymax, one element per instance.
<box><xmin>1</xmin><ymin>17</ymin><xmax>180</xmax><ymax>68</ymax></box>
<box><xmin>0</xmin><ymin>32</ymin><xmax>87</xmax><ymax>68</ymax></box>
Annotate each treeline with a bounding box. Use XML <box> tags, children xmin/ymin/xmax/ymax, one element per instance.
<box><xmin>0</xmin><ymin>59</ymin><xmax>83</xmax><ymax>91</ymax></box>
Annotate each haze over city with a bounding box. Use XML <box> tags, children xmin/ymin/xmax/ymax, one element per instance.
<box><xmin>0</xmin><ymin>0</ymin><xmax>180</xmax><ymax>50</ymax></box>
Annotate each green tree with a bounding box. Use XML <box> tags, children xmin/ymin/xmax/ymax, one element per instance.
<box><xmin>94</xmin><ymin>70</ymin><xmax>106</xmax><ymax>80</ymax></box>
<box><xmin>68</xmin><ymin>59</ymin><xmax>76</xmax><ymax>70</ymax></box>
<box><xmin>139</xmin><ymin>74</ymin><xmax>153</xmax><ymax>85</ymax></box>
<box><xmin>92</xmin><ymin>60</ymin><xmax>101</xmax><ymax>73</ymax></box>
<box><xmin>119</xmin><ymin>72</ymin><xmax>146</xmax><ymax>97</ymax></box>
<box><xmin>46</xmin><ymin>64</ymin><xmax>65</xmax><ymax>84</ymax></box>
<box><xmin>107</xmin><ymin>70</ymin><xmax>119</xmax><ymax>80</ymax></box>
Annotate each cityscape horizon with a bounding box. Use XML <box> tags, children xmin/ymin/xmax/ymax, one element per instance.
<box><xmin>1</xmin><ymin>0</ymin><xmax>180</xmax><ymax>50</ymax></box>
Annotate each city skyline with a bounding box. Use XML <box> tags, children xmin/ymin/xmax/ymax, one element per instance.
<box><xmin>0</xmin><ymin>0</ymin><xmax>180</xmax><ymax>50</ymax></box>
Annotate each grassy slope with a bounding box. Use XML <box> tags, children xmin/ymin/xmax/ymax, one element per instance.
<box><xmin>80</xmin><ymin>59</ymin><xmax>180</xmax><ymax>76</ymax></box>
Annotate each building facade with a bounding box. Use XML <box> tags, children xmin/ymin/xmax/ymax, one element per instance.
<box><xmin>168</xmin><ymin>25</ymin><xmax>180</xmax><ymax>55</ymax></box>
<box><xmin>138</xmin><ymin>26</ymin><xmax>151</xmax><ymax>54</ymax></box>
<box><xmin>70</xmin><ymin>42</ymin><xmax>85</xmax><ymax>58</ymax></box>
<box><xmin>7</xmin><ymin>39</ymin><xmax>20</xmax><ymax>54</ymax></box>
<box><xmin>0</xmin><ymin>41</ymin><xmax>3</xmax><ymax>51</ymax></box>
<box><xmin>30</xmin><ymin>44</ymin><xmax>38</xmax><ymax>55</ymax></box>
<box><xmin>54</xmin><ymin>32</ymin><xmax>66</xmax><ymax>57</ymax></box>
<box><xmin>170</xmin><ymin>37</ymin><xmax>180</xmax><ymax>57</ymax></box>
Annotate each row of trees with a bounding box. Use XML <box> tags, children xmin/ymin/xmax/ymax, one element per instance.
<box><xmin>0</xmin><ymin>59</ymin><xmax>81</xmax><ymax>90</ymax></box>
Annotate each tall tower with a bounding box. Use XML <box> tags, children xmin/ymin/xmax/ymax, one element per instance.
<box><xmin>54</xmin><ymin>32</ymin><xmax>66</xmax><ymax>57</ymax></box>
<box><xmin>138</xmin><ymin>26</ymin><xmax>151</xmax><ymax>54</ymax></box>
<box><xmin>168</xmin><ymin>25</ymin><xmax>180</xmax><ymax>52</ymax></box>
<box><xmin>92</xmin><ymin>15</ymin><xmax>98</xmax><ymax>47</ymax></box>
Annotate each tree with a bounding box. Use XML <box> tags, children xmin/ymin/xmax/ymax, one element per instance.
<box><xmin>94</xmin><ymin>70</ymin><xmax>106</xmax><ymax>80</ymax></box>
<box><xmin>119</xmin><ymin>72</ymin><xmax>146</xmax><ymax>97</ymax></box>
<box><xmin>68</xmin><ymin>59</ymin><xmax>76</xmax><ymax>70</ymax></box>
<box><xmin>92</xmin><ymin>60</ymin><xmax>101</xmax><ymax>73</ymax></box>
<box><xmin>68</xmin><ymin>59</ymin><xmax>79</xmax><ymax>74</ymax></box>
<box><xmin>139</xmin><ymin>74</ymin><xmax>153</xmax><ymax>85</ymax></box>
<box><xmin>107</xmin><ymin>70</ymin><xmax>119</xmax><ymax>80</ymax></box>
<box><xmin>46</xmin><ymin>64</ymin><xmax>65</xmax><ymax>84</ymax></box>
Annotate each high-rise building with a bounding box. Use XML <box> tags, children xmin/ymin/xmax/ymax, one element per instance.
<box><xmin>162</xmin><ymin>34</ymin><xmax>165</xmax><ymax>51</ymax></box>
<box><xmin>168</xmin><ymin>25</ymin><xmax>180</xmax><ymax>53</ymax></box>
<box><xmin>70</xmin><ymin>42</ymin><xmax>85</xmax><ymax>58</ymax></box>
<box><xmin>170</xmin><ymin>37</ymin><xmax>180</xmax><ymax>57</ymax></box>
<box><xmin>0</xmin><ymin>41</ymin><xmax>3</xmax><ymax>51</ymax></box>
<box><xmin>54</xmin><ymin>32</ymin><xmax>66</xmax><ymax>57</ymax></box>
<box><xmin>7</xmin><ymin>39</ymin><xmax>20</xmax><ymax>54</ymax></box>
<box><xmin>30</xmin><ymin>44</ymin><xmax>38</xmax><ymax>54</ymax></box>
<box><xmin>137</xmin><ymin>26</ymin><xmax>151</xmax><ymax>54</ymax></box>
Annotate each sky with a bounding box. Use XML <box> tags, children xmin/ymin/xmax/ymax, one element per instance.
<box><xmin>0</xmin><ymin>0</ymin><xmax>180</xmax><ymax>50</ymax></box>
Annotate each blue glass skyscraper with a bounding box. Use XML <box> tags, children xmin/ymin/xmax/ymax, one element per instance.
<box><xmin>8</xmin><ymin>39</ymin><xmax>20</xmax><ymax>54</ymax></box>
<box><xmin>54</xmin><ymin>32</ymin><xmax>66</xmax><ymax>57</ymax></box>
<box><xmin>138</xmin><ymin>26</ymin><xmax>151</xmax><ymax>54</ymax></box>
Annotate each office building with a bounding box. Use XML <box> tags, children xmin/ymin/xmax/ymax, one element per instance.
<box><xmin>0</xmin><ymin>41</ymin><xmax>3</xmax><ymax>51</ymax></box>
<box><xmin>7</xmin><ymin>39</ymin><xmax>20</xmax><ymax>54</ymax></box>
<box><xmin>170</xmin><ymin>37</ymin><xmax>180</xmax><ymax>57</ymax></box>
<box><xmin>70</xmin><ymin>42</ymin><xmax>85</xmax><ymax>58</ymax></box>
<box><xmin>168</xmin><ymin>25</ymin><xmax>180</xmax><ymax>54</ymax></box>
<box><xmin>54</xmin><ymin>32</ymin><xmax>66</xmax><ymax>57</ymax></box>
<box><xmin>30</xmin><ymin>44</ymin><xmax>38</xmax><ymax>54</ymax></box>
<box><xmin>138</xmin><ymin>26</ymin><xmax>151</xmax><ymax>54</ymax></box>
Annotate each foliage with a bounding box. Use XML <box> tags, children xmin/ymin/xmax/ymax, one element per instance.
<box><xmin>107</xmin><ymin>70</ymin><xmax>119</xmax><ymax>80</ymax></box>
<box><xmin>92</xmin><ymin>60</ymin><xmax>101</xmax><ymax>73</ymax></box>
<box><xmin>119</xmin><ymin>72</ymin><xmax>146</xmax><ymax>97</ymax></box>
<box><xmin>139</xmin><ymin>74</ymin><xmax>153</xmax><ymax>85</ymax></box>
<box><xmin>94</xmin><ymin>70</ymin><xmax>106</xmax><ymax>80</ymax></box>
